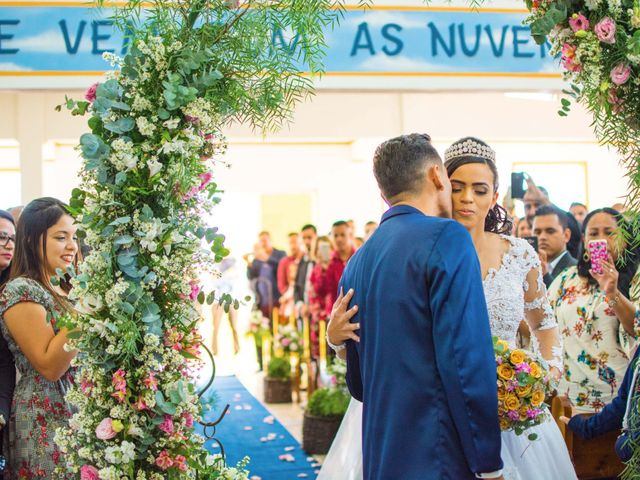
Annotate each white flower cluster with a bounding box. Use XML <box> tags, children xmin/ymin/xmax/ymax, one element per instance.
<box><xmin>109</xmin><ymin>138</ymin><xmax>138</xmax><ymax>171</ymax></box>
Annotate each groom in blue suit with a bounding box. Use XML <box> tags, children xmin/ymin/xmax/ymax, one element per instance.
<box><xmin>339</xmin><ymin>134</ymin><xmax>503</xmax><ymax>480</ymax></box>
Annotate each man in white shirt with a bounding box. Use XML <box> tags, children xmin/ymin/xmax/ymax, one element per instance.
<box><xmin>533</xmin><ymin>205</ymin><xmax>577</xmax><ymax>287</ymax></box>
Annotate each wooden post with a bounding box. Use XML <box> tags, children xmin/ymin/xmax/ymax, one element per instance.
<box><xmin>272</xmin><ymin>307</ymin><xmax>279</xmax><ymax>338</ymax></box>
<box><xmin>319</xmin><ymin>320</ymin><xmax>327</xmax><ymax>372</ymax></box>
<box><xmin>303</xmin><ymin>314</ymin><xmax>315</xmax><ymax>396</ymax></box>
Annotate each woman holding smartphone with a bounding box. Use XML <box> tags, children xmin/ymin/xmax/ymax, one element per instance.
<box><xmin>549</xmin><ymin>207</ymin><xmax>640</xmax><ymax>413</ymax></box>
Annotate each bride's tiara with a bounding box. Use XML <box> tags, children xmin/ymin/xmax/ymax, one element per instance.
<box><xmin>444</xmin><ymin>138</ymin><xmax>496</xmax><ymax>163</ymax></box>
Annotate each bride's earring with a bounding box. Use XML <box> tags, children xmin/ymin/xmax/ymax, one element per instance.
<box><xmin>583</xmin><ymin>251</ymin><xmax>590</xmax><ymax>262</ymax></box>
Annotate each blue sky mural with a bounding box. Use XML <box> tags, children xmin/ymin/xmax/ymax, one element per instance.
<box><xmin>0</xmin><ymin>7</ymin><xmax>560</xmax><ymax>74</ymax></box>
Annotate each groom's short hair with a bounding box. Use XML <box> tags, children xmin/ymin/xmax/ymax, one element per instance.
<box><xmin>373</xmin><ymin>133</ymin><xmax>441</xmax><ymax>201</ymax></box>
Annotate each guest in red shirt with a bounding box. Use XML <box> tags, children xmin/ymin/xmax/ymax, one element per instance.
<box><xmin>315</xmin><ymin>221</ymin><xmax>355</xmax><ymax>318</ymax></box>
<box><xmin>277</xmin><ymin>232</ymin><xmax>304</xmax><ymax>296</ymax></box>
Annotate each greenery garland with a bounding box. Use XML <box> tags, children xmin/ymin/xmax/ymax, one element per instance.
<box><xmin>524</xmin><ymin>0</ymin><xmax>640</xmax><ymax>217</ymax></box>
<box><xmin>53</xmin><ymin>1</ymin><xmax>344</xmax><ymax>478</ymax></box>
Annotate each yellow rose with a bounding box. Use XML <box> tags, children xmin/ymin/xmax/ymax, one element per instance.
<box><xmin>495</xmin><ymin>339</ymin><xmax>509</xmax><ymax>352</ymax></box>
<box><xmin>519</xmin><ymin>405</ymin><xmax>530</xmax><ymax>421</ymax></box>
<box><xmin>529</xmin><ymin>362</ymin><xmax>542</xmax><ymax>379</ymax></box>
<box><xmin>498</xmin><ymin>406</ymin><xmax>507</xmax><ymax>416</ymax></box>
<box><xmin>505</xmin><ymin>395</ymin><xmax>520</xmax><ymax>411</ymax></box>
<box><xmin>497</xmin><ymin>364</ymin><xmax>515</xmax><ymax>380</ymax></box>
<box><xmin>497</xmin><ymin>386</ymin><xmax>507</xmax><ymax>401</ymax></box>
<box><xmin>510</xmin><ymin>350</ymin><xmax>526</xmax><ymax>365</ymax></box>
<box><xmin>531</xmin><ymin>390</ymin><xmax>545</xmax><ymax>407</ymax></box>
<box><xmin>516</xmin><ymin>385</ymin><xmax>532</xmax><ymax>397</ymax></box>
<box><xmin>500</xmin><ymin>418</ymin><xmax>510</xmax><ymax>430</ymax></box>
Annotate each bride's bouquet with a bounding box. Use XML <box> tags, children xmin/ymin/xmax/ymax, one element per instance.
<box><xmin>494</xmin><ymin>337</ymin><xmax>553</xmax><ymax>441</ymax></box>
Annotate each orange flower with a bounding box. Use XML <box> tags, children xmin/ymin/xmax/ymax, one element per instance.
<box><xmin>510</xmin><ymin>350</ymin><xmax>526</xmax><ymax>364</ymax></box>
<box><xmin>497</xmin><ymin>386</ymin><xmax>507</xmax><ymax>401</ymax></box>
<box><xmin>519</xmin><ymin>405</ymin><xmax>530</xmax><ymax>421</ymax></box>
<box><xmin>531</xmin><ymin>390</ymin><xmax>545</xmax><ymax>407</ymax></box>
<box><xmin>498</xmin><ymin>364</ymin><xmax>515</xmax><ymax>380</ymax></box>
<box><xmin>516</xmin><ymin>385</ymin><xmax>532</xmax><ymax>397</ymax></box>
<box><xmin>529</xmin><ymin>362</ymin><xmax>542</xmax><ymax>378</ymax></box>
<box><xmin>500</xmin><ymin>418</ymin><xmax>511</xmax><ymax>430</ymax></box>
<box><xmin>505</xmin><ymin>395</ymin><xmax>520</xmax><ymax>411</ymax></box>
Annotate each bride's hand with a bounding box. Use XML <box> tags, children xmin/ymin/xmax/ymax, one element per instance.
<box><xmin>550</xmin><ymin>366</ymin><xmax>562</xmax><ymax>383</ymax></box>
<box><xmin>327</xmin><ymin>288</ymin><xmax>360</xmax><ymax>346</ymax></box>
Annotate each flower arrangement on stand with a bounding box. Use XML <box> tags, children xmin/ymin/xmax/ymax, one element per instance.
<box><xmin>494</xmin><ymin>338</ymin><xmax>553</xmax><ymax>441</ymax></box>
<box><xmin>50</xmin><ymin>0</ymin><xmax>344</xmax><ymax>478</ymax></box>
<box><xmin>274</xmin><ymin>324</ymin><xmax>301</xmax><ymax>356</ymax></box>
<box><xmin>524</xmin><ymin>0</ymin><xmax>640</xmax><ymax>215</ymax></box>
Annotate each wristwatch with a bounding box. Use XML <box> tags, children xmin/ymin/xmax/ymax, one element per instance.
<box><xmin>326</xmin><ymin>333</ymin><xmax>346</xmax><ymax>353</ymax></box>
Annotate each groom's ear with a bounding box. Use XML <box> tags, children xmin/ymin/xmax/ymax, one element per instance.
<box><xmin>428</xmin><ymin>163</ymin><xmax>446</xmax><ymax>191</ymax></box>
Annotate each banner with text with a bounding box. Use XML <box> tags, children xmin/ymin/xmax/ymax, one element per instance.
<box><xmin>0</xmin><ymin>5</ymin><xmax>563</xmax><ymax>90</ymax></box>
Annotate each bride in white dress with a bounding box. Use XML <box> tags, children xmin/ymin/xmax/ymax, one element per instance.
<box><xmin>319</xmin><ymin>137</ymin><xmax>577</xmax><ymax>480</ymax></box>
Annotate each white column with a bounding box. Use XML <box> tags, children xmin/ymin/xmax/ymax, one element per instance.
<box><xmin>17</xmin><ymin>92</ymin><xmax>45</xmax><ymax>204</ymax></box>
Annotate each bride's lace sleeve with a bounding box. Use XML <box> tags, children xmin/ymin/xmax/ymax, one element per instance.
<box><xmin>521</xmin><ymin>246</ymin><xmax>564</xmax><ymax>373</ymax></box>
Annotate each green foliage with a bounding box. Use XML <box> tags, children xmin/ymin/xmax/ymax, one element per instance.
<box><xmin>98</xmin><ymin>0</ymin><xmax>346</xmax><ymax>132</ymax></box>
<box><xmin>267</xmin><ymin>356</ymin><xmax>291</xmax><ymax>379</ymax></box>
<box><xmin>307</xmin><ymin>387</ymin><xmax>350</xmax><ymax>418</ymax></box>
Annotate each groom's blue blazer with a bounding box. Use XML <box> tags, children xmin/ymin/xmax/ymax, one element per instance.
<box><xmin>340</xmin><ymin>205</ymin><xmax>503</xmax><ymax>480</ymax></box>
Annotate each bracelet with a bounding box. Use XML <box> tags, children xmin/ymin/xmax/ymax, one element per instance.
<box><xmin>326</xmin><ymin>333</ymin><xmax>346</xmax><ymax>353</ymax></box>
<box><xmin>608</xmin><ymin>292</ymin><xmax>621</xmax><ymax>307</ymax></box>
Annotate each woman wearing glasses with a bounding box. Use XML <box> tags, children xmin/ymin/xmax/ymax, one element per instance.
<box><xmin>0</xmin><ymin>210</ymin><xmax>16</xmax><ymax>480</ymax></box>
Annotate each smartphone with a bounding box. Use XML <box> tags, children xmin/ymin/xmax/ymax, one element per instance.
<box><xmin>588</xmin><ymin>240</ymin><xmax>608</xmax><ymax>275</ymax></box>
<box><xmin>511</xmin><ymin>172</ymin><xmax>526</xmax><ymax>199</ymax></box>
<box><xmin>524</xmin><ymin>236</ymin><xmax>538</xmax><ymax>252</ymax></box>
<box><xmin>318</xmin><ymin>242</ymin><xmax>331</xmax><ymax>263</ymax></box>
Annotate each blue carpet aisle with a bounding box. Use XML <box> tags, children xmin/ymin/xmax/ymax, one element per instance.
<box><xmin>197</xmin><ymin>375</ymin><xmax>321</xmax><ymax>480</ymax></box>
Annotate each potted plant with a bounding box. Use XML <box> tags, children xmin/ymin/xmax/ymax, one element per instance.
<box><xmin>302</xmin><ymin>386</ymin><xmax>350</xmax><ymax>454</ymax></box>
<box><xmin>263</xmin><ymin>356</ymin><xmax>292</xmax><ymax>403</ymax></box>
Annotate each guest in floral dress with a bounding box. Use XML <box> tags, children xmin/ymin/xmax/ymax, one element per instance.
<box><xmin>0</xmin><ymin>210</ymin><xmax>16</xmax><ymax>480</ymax></box>
<box><xmin>549</xmin><ymin>207</ymin><xmax>640</xmax><ymax>412</ymax></box>
<box><xmin>0</xmin><ymin>198</ymin><xmax>79</xmax><ymax>479</ymax></box>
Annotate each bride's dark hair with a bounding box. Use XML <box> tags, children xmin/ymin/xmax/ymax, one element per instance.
<box><xmin>444</xmin><ymin>137</ymin><xmax>513</xmax><ymax>235</ymax></box>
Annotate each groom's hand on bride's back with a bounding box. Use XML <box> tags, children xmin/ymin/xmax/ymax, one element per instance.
<box><xmin>327</xmin><ymin>288</ymin><xmax>360</xmax><ymax>345</ymax></box>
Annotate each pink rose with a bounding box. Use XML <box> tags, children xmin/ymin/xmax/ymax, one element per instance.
<box><xmin>281</xmin><ymin>338</ymin><xmax>291</xmax><ymax>347</ymax></box>
<box><xmin>610</xmin><ymin>63</ymin><xmax>631</xmax><ymax>85</ymax></box>
<box><xmin>594</xmin><ymin>17</ymin><xmax>616</xmax><ymax>44</ymax></box>
<box><xmin>569</xmin><ymin>13</ymin><xmax>589</xmax><ymax>32</ymax></box>
<box><xmin>95</xmin><ymin>417</ymin><xmax>117</xmax><ymax>440</ymax></box>
<box><xmin>84</xmin><ymin>82</ymin><xmax>99</xmax><ymax>102</ymax></box>
<box><xmin>159</xmin><ymin>414</ymin><xmax>174</xmax><ymax>435</ymax></box>
<box><xmin>80</xmin><ymin>465</ymin><xmax>99</xmax><ymax>480</ymax></box>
